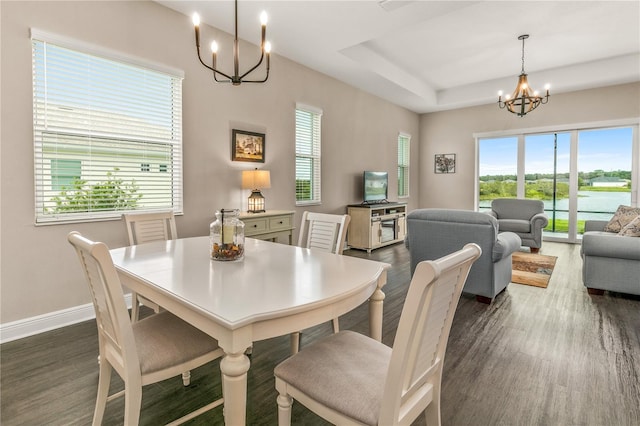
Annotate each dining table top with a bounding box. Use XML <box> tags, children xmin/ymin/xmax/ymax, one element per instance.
<box><xmin>109</xmin><ymin>236</ymin><xmax>390</xmax><ymax>331</ymax></box>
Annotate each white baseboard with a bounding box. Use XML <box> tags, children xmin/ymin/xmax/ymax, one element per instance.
<box><xmin>0</xmin><ymin>294</ymin><xmax>132</xmax><ymax>344</ymax></box>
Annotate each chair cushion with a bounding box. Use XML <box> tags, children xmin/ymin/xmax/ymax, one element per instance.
<box><xmin>491</xmin><ymin>199</ymin><xmax>544</xmax><ymax>220</ymax></box>
<box><xmin>498</xmin><ymin>219</ymin><xmax>531</xmax><ymax>233</ymax></box>
<box><xmin>604</xmin><ymin>205</ymin><xmax>640</xmax><ymax>232</ymax></box>
<box><xmin>274</xmin><ymin>331</ymin><xmax>391</xmax><ymax>426</ymax></box>
<box><xmin>133</xmin><ymin>311</ymin><xmax>220</xmax><ymax>375</ymax></box>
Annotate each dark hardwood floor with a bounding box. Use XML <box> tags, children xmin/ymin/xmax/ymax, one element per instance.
<box><xmin>2</xmin><ymin>242</ymin><xmax>639</xmax><ymax>425</ymax></box>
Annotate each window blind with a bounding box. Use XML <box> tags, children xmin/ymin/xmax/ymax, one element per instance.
<box><xmin>32</xmin><ymin>34</ymin><xmax>183</xmax><ymax>224</ymax></box>
<box><xmin>295</xmin><ymin>104</ymin><xmax>322</xmax><ymax>205</ymax></box>
<box><xmin>398</xmin><ymin>133</ymin><xmax>410</xmax><ymax>197</ymax></box>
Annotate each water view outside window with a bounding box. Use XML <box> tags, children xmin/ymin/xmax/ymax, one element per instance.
<box><xmin>478</xmin><ymin>127</ymin><xmax>633</xmax><ymax>240</ymax></box>
<box><xmin>577</xmin><ymin>128</ymin><xmax>632</xmax><ymax>229</ymax></box>
<box><xmin>524</xmin><ymin>133</ymin><xmax>571</xmax><ymax>233</ymax></box>
<box><xmin>478</xmin><ymin>136</ymin><xmax>518</xmax><ymax>207</ymax></box>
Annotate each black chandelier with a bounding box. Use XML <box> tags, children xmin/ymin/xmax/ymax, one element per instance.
<box><xmin>192</xmin><ymin>0</ymin><xmax>271</xmax><ymax>85</ymax></box>
<box><xmin>498</xmin><ymin>34</ymin><xmax>550</xmax><ymax>117</ymax></box>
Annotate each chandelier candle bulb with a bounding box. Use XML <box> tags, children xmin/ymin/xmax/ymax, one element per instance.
<box><xmin>192</xmin><ymin>13</ymin><xmax>200</xmax><ymax>47</ymax></box>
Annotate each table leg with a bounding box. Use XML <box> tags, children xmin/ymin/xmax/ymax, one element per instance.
<box><xmin>369</xmin><ymin>287</ymin><xmax>385</xmax><ymax>341</ymax></box>
<box><xmin>220</xmin><ymin>351</ymin><xmax>251</xmax><ymax>425</ymax></box>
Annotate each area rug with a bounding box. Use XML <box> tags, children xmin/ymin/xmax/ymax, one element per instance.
<box><xmin>511</xmin><ymin>252</ymin><xmax>557</xmax><ymax>288</ymax></box>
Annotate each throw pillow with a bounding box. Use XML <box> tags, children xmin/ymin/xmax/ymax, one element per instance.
<box><xmin>619</xmin><ymin>215</ymin><xmax>640</xmax><ymax>237</ymax></box>
<box><xmin>604</xmin><ymin>205</ymin><xmax>640</xmax><ymax>233</ymax></box>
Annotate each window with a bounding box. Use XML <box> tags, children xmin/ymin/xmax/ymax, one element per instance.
<box><xmin>476</xmin><ymin>120</ymin><xmax>638</xmax><ymax>242</ymax></box>
<box><xmin>295</xmin><ymin>104</ymin><xmax>322</xmax><ymax>205</ymax></box>
<box><xmin>397</xmin><ymin>133</ymin><xmax>410</xmax><ymax>197</ymax></box>
<box><xmin>32</xmin><ymin>30</ymin><xmax>184</xmax><ymax>224</ymax></box>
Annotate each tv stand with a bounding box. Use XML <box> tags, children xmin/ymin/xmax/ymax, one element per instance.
<box><xmin>361</xmin><ymin>199</ymin><xmax>388</xmax><ymax>205</ymax></box>
<box><xmin>347</xmin><ymin>202</ymin><xmax>407</xmax><ymax>253</ymax></box>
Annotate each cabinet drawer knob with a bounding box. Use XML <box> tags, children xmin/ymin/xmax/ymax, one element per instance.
<box><xmin>253</xmin><ymin>224</ymin><xmax>258</xmax><ymax>228</ymax></box>
<box><xmin>279</xmin><ymin>221</ymin><xmax>283</xmax><ymax>224</ymax></box>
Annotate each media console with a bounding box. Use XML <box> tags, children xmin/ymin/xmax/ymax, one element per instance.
<box><xmin>347</xmin><ymin>202</ymin><xmax>407</xmax><ymax>253</ymax></box>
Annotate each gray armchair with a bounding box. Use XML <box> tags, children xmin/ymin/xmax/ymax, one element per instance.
<box><xmin>489</xmin><ymin>198</ymin><xmax>548</xmax><ymax>252</ymax></box>
<box><xmin>406</xmin><ymin>209</ymin><xmax>521</xmax><ymax>304</ymax></box>
<box><xmin>581</xmin><ymin>220</ymin><xmax>640</xmax><ymax>296</ymax></box>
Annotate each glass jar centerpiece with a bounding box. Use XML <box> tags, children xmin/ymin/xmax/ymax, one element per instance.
<box><xmin>210</xmin><ymin>209</ymin><xmax>245</xmax><ymax>261</ymax></box>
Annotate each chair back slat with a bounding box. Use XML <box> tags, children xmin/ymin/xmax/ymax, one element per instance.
<box><xmin>379</xmin><ymin>243</ymin><xmax>481</xmax><ymax>425</ymax></box>
<box><xmin>298</xmin><ymin>212</ymin><xmax>350</xmax><ymax>255</ymax></box>
<box><xmin>68</xmin><ymin>232</ymin><xmax>139</xmax><ymax>372</ymax></box>
<box><xmin>123</xmin><ymin>211</ymin><xmax>177</xmax><ymax>245</ymax></box>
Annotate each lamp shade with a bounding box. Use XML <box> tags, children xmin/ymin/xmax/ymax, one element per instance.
<box><xmin>242</xmin><ymin>169</ymin><xmax>271</xmax><ymax>190</ymax></box>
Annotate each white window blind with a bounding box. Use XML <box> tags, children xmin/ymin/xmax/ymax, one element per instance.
<box><xmin>398</xmin><ymin>133</ymin><xmax>410</xmax><ymax>197</ymax></box>
<box><xmin>32</xmin><ymin>33</ymin><xmax>183</xmax><ymax>224</ymax></box>
<box><xmin>295</xmin><ymin>104</ymin><xmax>322</xmax><ymax>205</ymax></box>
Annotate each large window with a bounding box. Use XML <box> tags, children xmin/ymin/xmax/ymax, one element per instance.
<box><xmin>32</xmin><ymin>31</ymin><xmax>183</xmax><ymax>224</ymax></box>
<box><xmin>476</xmin><ymin>121</ymin><xmax>638</xmax><ymax>241</ymax></box>
<box><xmin>397</xmin><ymin>133</ymin><xmax>410</xmax><ymax>197</ymax></box>
<box><xmin>295</xmin><ymin>104</ymin><xmax>322</xmax><ymax>205</ymax></box>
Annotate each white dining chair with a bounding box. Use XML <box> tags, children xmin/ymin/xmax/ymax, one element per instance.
<box><xmin>68</xmin><ymin>231</ymin><xmax>224</xmax><ymax>426</ymax></box>
<box><xmin>123</xmin><ymin>211</ymin><xmax>177</xmax><ymax>322</ymax></box>
<box><xmin>290</xmin><ymin>211</ymin><xmax>351</xmax><ymax>353</ymax></box>
<box><xmin>275</xmin><ymin>243</ymin><xmax>482</xmax><ymax>426</ymax></box>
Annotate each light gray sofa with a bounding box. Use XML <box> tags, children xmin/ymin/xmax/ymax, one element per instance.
<box><xmin>488</xmin><ymin>198</ymin><xmax>548</xmax><ymax>253</ymax></box>
<box><xmin>581</xmin><ymin>220</ymin><xmax>640</xmax><ymax>296</ymax></box>
<box><xmin>405</xmin><ymin>209</ymin><xmax>521</xmax><ymax>304</ymax></box>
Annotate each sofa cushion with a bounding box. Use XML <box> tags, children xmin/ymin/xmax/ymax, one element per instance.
<box><xmin>604</xmin><ymin>205</ymin><xmax>640</xmax><ymax>232</ymax></box>
<box><xmin>581</xmin><ymin>231</ymin><xmax>640</xmax><ymax>261</ymax></box>
<box><xmin>498</xmin><ymin>218</ymin><xmax>531</xmax><ymax>233</ymax></box>
<box><xmin>619</xmin><ymin>215</ymin><xmax>640</xmax><ymax>237</ymax></box>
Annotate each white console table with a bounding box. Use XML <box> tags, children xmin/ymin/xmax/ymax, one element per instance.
<box><xmin>239</xmin><ymin>210</ymin><xmax>295</xmax><ymax>245</ymax></box>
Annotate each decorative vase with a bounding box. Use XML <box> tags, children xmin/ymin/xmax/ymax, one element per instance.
<box><xmin>210</xmin><ymin>209</ymin><xmax>245</xmax><ymax>261</ymax></box>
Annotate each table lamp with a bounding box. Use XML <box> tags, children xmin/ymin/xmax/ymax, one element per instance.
<box><xmin>242</xmin><ymin>169</ymin><xmax>271</xmax><ymax>213</ymax></box>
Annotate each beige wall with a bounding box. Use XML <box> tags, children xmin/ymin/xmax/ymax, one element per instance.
<box><xmin>0</xmin><ymin>1</ymin><xmax>419</xmax><ymax>323</ymax></box>
<box><xmin>419</xmin><ymin>82</ymin><xmax>640</xmax><ymax>210</ymax></box>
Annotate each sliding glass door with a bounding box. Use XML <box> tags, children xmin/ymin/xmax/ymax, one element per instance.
<box><xmin>577</xmin><ymin>128</ymin><xmax>633</xmax><ymax>228</ymax></box>
<box><xmin>477</xmin><ymin>122</ymin><xmax>637</xmax><ymax>242</ymax></box>
<box><xmin>478</xmin><ymin>136</ymin><xmax>518</xmax><ymax>211</ymax></box>
<box><xmin>524</xmin><ymin>133</ymin><xmax>571</xmax><ymax>237</ymax></box>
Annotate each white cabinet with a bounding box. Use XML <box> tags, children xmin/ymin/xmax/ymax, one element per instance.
<box><xmin>239</xmin><ymin>210</ymin><xmax>295</xmax><ymax>245</ymax></box>
<box><xmin>347</xmin><ymin>203</ymin><xmax>407</xmax><ymax>253</ymax></box>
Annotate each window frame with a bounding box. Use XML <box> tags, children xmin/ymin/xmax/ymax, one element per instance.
<box><xmin>31</xmin><ymin>29</ymin><xmax>184</xmax><ymax>225</ymax></box>
<box><xmin>295</xmin><ymin>103</ymin><xmax>322</xmax><ymax>206</ymax></box>
<box><xmin>397</xmin><ymin>132</ymin><xmax>411</xmax><ymax>198</ymax></box>
<box><xmin>474</xmin><ymin>118</ymin><xmax>639</xmax><ymax>242</ymax></box>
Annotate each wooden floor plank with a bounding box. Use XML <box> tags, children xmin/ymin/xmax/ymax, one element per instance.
<box><xmin>1</xmin><ymin>241</ymin><xmax>639</xmax><ymax>425</ymax></box>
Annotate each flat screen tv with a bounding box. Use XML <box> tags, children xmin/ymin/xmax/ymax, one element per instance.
<box><xmin>363</xmin><ymin>171</ymin><xmax>388</xmax><ymax>204</ymax></box>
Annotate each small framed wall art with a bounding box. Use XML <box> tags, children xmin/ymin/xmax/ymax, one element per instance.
<box><xmin>434</xmin><ymin>153</ymin><xmax>456</xmax><ymax>174</ymax></box>
<box><xmin>232</xmin><ymin>129</ymin><xmax>265</xmax><ymax>163</ymax></box>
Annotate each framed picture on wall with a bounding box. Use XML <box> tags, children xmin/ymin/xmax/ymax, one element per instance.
<box><xmin>232</xmin><ymin>129</ymin><xmax>265</xmax><ymax>163</ymax></box>
<box><xmin>435</xmin><ymin>153</ymin><xmax>456</xmax><ymax>174</ymax></box>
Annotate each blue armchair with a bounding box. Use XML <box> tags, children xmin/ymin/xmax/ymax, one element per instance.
<box><xmin>489</xmin><ymin>198</ymin><xmax>548</xmax><ymax>253</ymax></box>
<box><xmin>406</xmin><ymin>209</ymin><xmax>521</xmax><ymax>304</ymax></box>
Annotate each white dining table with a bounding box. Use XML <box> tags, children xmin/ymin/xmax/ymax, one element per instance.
<box><xmin>109</xmin><ymin>236</ymin><xmax>390</xmax><ymax>425</ymax></box>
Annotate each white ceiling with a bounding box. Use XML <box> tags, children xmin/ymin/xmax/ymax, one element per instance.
<box><xmin>156</xmin><ymin>0</ymin><xmax>640</xmax><ymax>113</ymax></box>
